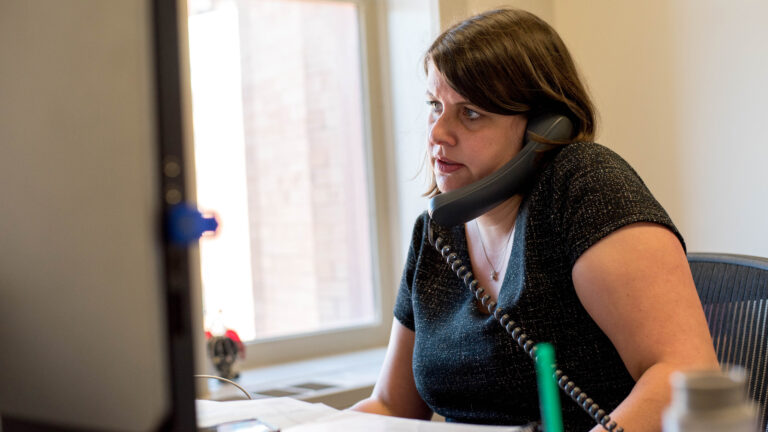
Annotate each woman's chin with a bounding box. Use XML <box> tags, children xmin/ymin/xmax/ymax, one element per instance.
<box><xmin>436</xmin><ymin>179</ymin><xmax>465</xmax><ymax>194</ymax></box>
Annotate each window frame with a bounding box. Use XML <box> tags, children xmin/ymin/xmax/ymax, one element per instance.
<box><xmin>181</xmin><ymin>0</ymin><xmax>399</xmax><ymax>369</ymax></box>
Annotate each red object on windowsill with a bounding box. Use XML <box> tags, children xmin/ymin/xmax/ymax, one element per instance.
<box><xmin>205</xmin><ymin>328</ymin><xmax>246</xmax><ymax>359</ymax></box>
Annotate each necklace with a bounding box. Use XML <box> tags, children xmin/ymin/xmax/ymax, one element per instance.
<box><xmin>474</xmin><ymin>220</ymin><xmax>514</xmax><ymax>281</ymax></box>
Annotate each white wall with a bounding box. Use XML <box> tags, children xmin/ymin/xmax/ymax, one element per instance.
<box><xmin>387</xmin><ymin>0</ymin><xmax>768</xmax><ymax>258</ymax></box>
<box><xmin>671</xmin><ymin>1</ymin><xmax>768</xmax><ymax>257</ymax></box>
<box><xmin>443</xmin><ymin>0</ymin><xmax>554</xmax><ymax>28</ymax></box>
<box><xmin>554</xmin><ymin>0</ymin><xmax>768</xmax><ymax>256</ymax></box>
<box><xmin>385</xmin><ymin>0</ymin><xmax>440</xmax><ymax>255</ymax></box>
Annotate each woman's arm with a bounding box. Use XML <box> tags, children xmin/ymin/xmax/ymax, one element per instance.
<box><xmin>349</xmin><ymin>319</ymin><xmax>433</xmax><ymax>420</ymax></box>
<box><xmin>572</xmin><ymin>222</ymin><xmax>720</xmax><ymax>432</ymax></box>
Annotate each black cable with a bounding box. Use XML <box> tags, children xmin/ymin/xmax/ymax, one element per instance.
<box><xmin>195</xmin><ymin>374</ymin><xmax>252</xmax><ymax>400</ymax></box>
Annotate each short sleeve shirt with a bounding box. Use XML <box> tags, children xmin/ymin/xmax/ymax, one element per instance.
<box><xmin>394</xmin><ymin>142</ymin><xmax>684</xmax><ymax>430</ymax></box>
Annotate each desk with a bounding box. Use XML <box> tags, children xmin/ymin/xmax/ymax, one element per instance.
<box><xmin>197</xmin><ymin>397</ymin><xmax>532</xmax><ymax>432</ymax></box>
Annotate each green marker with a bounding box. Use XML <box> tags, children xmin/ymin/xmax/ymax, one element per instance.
<box><xmin>535</xmin><ymin>343</ymin><xmax>563</xmax><ymax>432</ymax></box>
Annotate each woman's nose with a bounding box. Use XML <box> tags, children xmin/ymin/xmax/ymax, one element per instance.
<box><xmin>428</xmin><ymin>113</ymin><xmax>456</xmax><ymax>147</ymax></box>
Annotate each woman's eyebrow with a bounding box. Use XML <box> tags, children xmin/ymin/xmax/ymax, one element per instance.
<box><xmin>425</xmin><ymin>91</ymin><xmax>473</xmax><ymax>105</ymax></box>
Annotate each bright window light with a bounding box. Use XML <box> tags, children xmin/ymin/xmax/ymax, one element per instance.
<box><xmin>187</xmin><ymin>0</ymin><xmax>376</xmax><ymax>343</ymax></box>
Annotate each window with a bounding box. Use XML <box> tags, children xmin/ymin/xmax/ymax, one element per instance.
<box><xmin>186</xmin><ymin>0</ymin><xmax>393</xmax><ymax>367</ymax></box>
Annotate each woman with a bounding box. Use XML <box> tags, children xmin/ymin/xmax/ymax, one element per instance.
<box><xmin>352</xmin><ymin>8</ymin><xmax>719</xmax><ymax>431</ymax></box>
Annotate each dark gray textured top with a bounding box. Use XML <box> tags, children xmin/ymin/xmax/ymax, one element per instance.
<box><xmin>394</xmin><ymin>142</ymin><xmax>683</xmax><ymax>430</ymax></box>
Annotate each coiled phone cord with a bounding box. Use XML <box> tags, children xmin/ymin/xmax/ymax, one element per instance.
<box><xmin>429</xmin><ymin>223</ymin><xmax>624</xmax><ymax>432</ymax></box>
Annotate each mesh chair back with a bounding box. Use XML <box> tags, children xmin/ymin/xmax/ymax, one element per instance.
<box><xmin>688</xmin><ymin>253</ymin><xmax>768</xmax><ymax>431</ymax></box>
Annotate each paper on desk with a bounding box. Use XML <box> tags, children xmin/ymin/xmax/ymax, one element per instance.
<box><xmin>198</xmin><ymin>397</ymin><xmax>532</xmax><ymax>432</ymax></box>
<box><xmin>284</xmin><ymin>411</ymin><xmax>533</xmax><ymax>432</ymax></box>
<box><xmin>196</xmin><ymin>397</ymin><xmax>337</xmax><ymax>429</ymax></box>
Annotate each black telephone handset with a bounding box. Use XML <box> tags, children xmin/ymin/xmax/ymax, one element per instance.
<box><xmin>425</xmin><ymin>114</ymin><xmax>624</xmax><ymax>431</ymax></box>
<box><xmin>428</xmin><ymin>114</ymin><xmax>573</xmax><ymax>227</ymax></box>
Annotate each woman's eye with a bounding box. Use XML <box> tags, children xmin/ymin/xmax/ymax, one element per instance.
<box><xmin>426</xmin><ymin>100</ymin><xmax>441</xmax><ymax>113</ymax></box>
<box><xmin>463</xmin><ymin>107</ymin><xmax>481</xmax><ymax>120</ymax></box>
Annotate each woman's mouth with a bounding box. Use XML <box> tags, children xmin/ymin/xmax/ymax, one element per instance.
<box><xmin>434</xmin><ymin>157</ymin><xmax>464</xmax><ymax>174</ymax></box>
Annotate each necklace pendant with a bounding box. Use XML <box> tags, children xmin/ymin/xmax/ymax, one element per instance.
<box><xmin>491</xmin><ymin>270</ymin><xmax>499</xmax><ymax>281</ymax></box>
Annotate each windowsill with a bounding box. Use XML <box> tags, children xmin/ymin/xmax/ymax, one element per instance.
<box><xmin>205</xmin><ymin>347</ymin><xmax>386</xmax><ymax>409</ymax></box>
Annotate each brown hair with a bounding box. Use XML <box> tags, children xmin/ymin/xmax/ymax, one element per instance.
<box><xmin>423</xmin><ymin>8</ymin><xmax>596</xmax><ymax>196</ymax></box>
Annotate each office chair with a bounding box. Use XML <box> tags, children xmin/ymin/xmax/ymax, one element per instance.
<box><xmin>688</xmin><ymin>253</ymin><xmax>768</xmax><ymax>431</ymax></box>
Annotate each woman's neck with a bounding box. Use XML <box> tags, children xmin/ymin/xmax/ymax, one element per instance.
<box><xmin>473</xmin><ymin>195</ymin><xmax>522</xmax><ymax>243</ymax></box>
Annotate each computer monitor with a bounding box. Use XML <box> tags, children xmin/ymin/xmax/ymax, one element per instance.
<box><xmin>0</xmin><ymin>1</ymin><xmax>197</xmax><ymax>430</ymax></box>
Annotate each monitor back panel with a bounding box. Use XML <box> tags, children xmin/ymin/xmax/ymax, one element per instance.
<box><xmin>0</xmin><ymin>0</ymin><xmax>171</xmax><ymax>429</ymax></box>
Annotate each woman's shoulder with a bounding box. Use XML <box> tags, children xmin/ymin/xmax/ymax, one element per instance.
<box><xmin>408</xmin><ymin>210</ymin><xmax>466</xmax><ymax>256</ymax></box>
<box><xmin>553</xmin><ymin>142</ymin><xmax>630</xmax><ymax>170</ymax></box>
<box><xmin>534</xmin><ymin>142</ymin><xmax>683</xmax><ymax>261</ymax></box>
<box><xmin>413</xmin><ymin>210</ymin><xmax>430</xmax><ymax>232</ymax></box>
<box><xmin>406</xmin><ymin>210</ymin><xmax>432</xmax><ymax>249</ymax></box>
<box><xmin>546</xmin><ymin>142</ymin><xmax>642</xmax><ymax>187</ymax></box>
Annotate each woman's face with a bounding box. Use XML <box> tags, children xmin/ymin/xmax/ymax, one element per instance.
<box><xmin>426</xmin><ymin>62</ymin><xmax>527</xmax><ymax>193</ymax></box>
